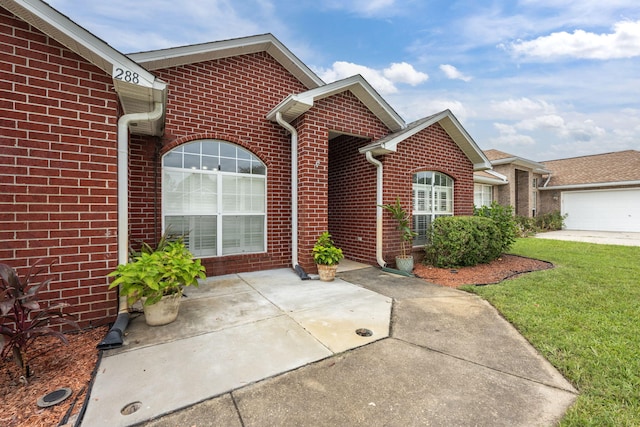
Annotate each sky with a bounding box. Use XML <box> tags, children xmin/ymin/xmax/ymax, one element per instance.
<box><xmin>47</xmin><ymin>0</ymin><xmax>640</xmax><ymax>161</ymax></box>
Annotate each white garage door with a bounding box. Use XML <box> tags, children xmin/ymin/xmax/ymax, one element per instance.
<box><xmin>562</xmin><ymin>189</ymin><xmax>640</xmax><ymax>232</ymax></box>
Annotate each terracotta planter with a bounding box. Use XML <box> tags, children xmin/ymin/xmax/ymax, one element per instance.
<box><xmin>317</xmin><ymin>264</ymin><xmax>338</xmax><ymax>282</ymax></box>
<box><xmin>395</xmin><ymin>256</ymin><xmax>414</xmax><ymax>273</ymax></box>
<box><xmin>142</xmin><ymin>292</ymin><xmax>182</xmax><ymax>326</ymax></box>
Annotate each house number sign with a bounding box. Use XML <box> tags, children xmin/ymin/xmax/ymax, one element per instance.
<box><xmin>114</xmin><ymin>67</ymin><xmax>140</xmax><ymax>84</ymax></box>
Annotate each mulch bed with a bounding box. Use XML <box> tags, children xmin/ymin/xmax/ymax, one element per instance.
<box><xmin>413</xmin><ymin>254</ymin><xmax>553</xmax><ymax>287</ymax></box>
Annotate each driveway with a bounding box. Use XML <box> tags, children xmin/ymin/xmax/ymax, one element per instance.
<box><xmin>535</xmin><ymin>230</ymin><xmax>640</xmax><ymax>246</ymax></box>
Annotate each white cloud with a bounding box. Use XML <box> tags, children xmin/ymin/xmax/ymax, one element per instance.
<box><xmin>489</xmin><ymin>123</ymin><xmax>536</xmax><ymax>147</ymax></box>
<box><xmin>439</xmin><ymin>64</ymin><xmax>472</xmax><ymax>82</ymax></box>
<box><xmin>383</xmin><ymin>62</ymin><xmax>429</xmax><ymax>85</ymax></box>
<box><xmin>508</xmin><ymin>20</ymin><xmax>640</xmax><ymax>60</ymax></box>
<box><xmin>321</xmin><ymin>0</ymin><xmax>397</xmax><ymax>17</ymax></box>
<box><xmin>490</xmin><ymin>98</ymin><xmax>556</xmax><ymax>119</ymax></box>
<box><xmin>317</xmin><ymin>61</ymin><xmax>427</xmax><ymax>95</ymax></box>
<box><xmin>515</xmin><ymin>114</ymin><xmax>566</xmax><ymax>131</ymax></box>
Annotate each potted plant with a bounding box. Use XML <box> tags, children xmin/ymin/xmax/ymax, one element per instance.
<box><xmin>380</xmin><ymin>197</ymin><xmax>418</xmax><ymax>273</ymax></box>
<box><xmin>312</xmin><ymin>231</ymin><xmax>344</xmax><ymax>281</ymax></box>
<box><xmin>108</xmin><ymin>239</ymin><xmax>206</xmax><ymax>326</ymax></box>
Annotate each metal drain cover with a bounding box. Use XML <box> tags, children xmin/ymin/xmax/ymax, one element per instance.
<box><xmin>355</xmin><ymin>328</ymin><xmax>373</xmax><ymax>337</ymax></box>
<box><xmin>37</xmin><ymin>387</ymin><xmax>72</xmax><ymax>408</ymax></box>
<box><xmin>121</xmin><ymin>401</ymin><xmax>143</xmax><ymax>415</ymax></box>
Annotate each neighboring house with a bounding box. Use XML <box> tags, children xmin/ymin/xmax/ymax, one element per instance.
<box><xmin>539</xmin><ymin>150</ymin><xmax>640</xmax><ymax>232</ymax></box>
<box><xmin>1</xmin><ymin>0</ymin><xmax>491</xmax><ymax>326</ymax></box>
<box><xmin>475</xmin><ymin>149</ymin><xmax>640</xmax><ymax>233</ymax></box>
<box><xmin>474</xmin><ymin>149</ymin><xmax>550</xmax><ymax>217</ymax></box>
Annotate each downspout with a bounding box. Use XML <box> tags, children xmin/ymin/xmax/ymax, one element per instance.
<box><xmin>365</xmin><ymin>152</ymin><xmax>386</xmax><ymax>268</ymax></box>
<box><xmin>98</xmin><ymin>102</ymin><xmax>164</xmax><ymax>350</ymax></box>
<box><xmin>274</xmin><ymin>112</ymin><xmax>309</xmax><ymax>279</ymax></box>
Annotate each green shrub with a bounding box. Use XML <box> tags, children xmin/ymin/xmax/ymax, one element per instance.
<box><xmin>514</xmin><ymin>215</ymin><xmax>537</xmax><ymax>237</ymax></box>
<box><xmin>536</xmin><ymin>210</ymin><xmax>567</xmax><ymax>231</ymax></box>
<box><xmin>474</xmin><ymin>202</ymin><xmax>517</xmax><ymax>253</ymax></box>
<box><xmin>424</xmin><ymin>216</ymin><xmax>503</xmax><ymax>268</ymax></box>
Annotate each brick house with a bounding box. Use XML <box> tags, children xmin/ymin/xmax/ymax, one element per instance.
<box><xmin>474</xmin><ymin>149</ymin><xmax>640</xmax><ymax>233</ymax></box>
<box><xmin>1</xmin><ymin>0</ymin><xmax>490</xmax><ymax>328</ymax></box>
<box><xmin>539</xmin><ymin>150</ymin><xmax>640</xmax><ymax>232</ymax></box>
<box><xmin>474</xmin><ymin>149</ymin><xmax>550</xmax><ymax>217</ymax></box>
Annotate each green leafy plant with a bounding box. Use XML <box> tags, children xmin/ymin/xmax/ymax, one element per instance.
<box><xmin>535</xmin><ymin>210</ymin><xmax>567</xmax><ymax>231</ymax></box>
<box><xmin>312</xmin><ymin>232</ymin><xmax>344</xmax><ymax>266</ymax></box>
<box><xmin>0</xmin><ymin>260</ymin><xmax>79</xmax><ymax>377</ymax></box>
<box><xmin>380</xmin><ymin>197</ymin><xmax>418</xmax><ymax>258</ymax></box>
<box><xmin>424</xmin><ymin>216</ymin><xmax>503</xmax><ymax>268</ymax></box>
<box><xmin>108</xmin><ymin>239</ymin><xmax>206</xmax><ymax>306</ymax></box>
<box><xmin>474</xmin><ymin>201</ymin><xmax>517</xmax><ymax>253</ymax></box>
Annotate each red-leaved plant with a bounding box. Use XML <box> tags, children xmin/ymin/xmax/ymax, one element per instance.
<box><xmin>0</xmin><ymin>260</ymin><xmax>79</xmax><ymax>377</ymax></box>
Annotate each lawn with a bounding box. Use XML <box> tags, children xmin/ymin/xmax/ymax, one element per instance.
<box><xmin>462</xmin><ymin>238</ymin><xmax>640</xmax><ymax>426</ymax></box>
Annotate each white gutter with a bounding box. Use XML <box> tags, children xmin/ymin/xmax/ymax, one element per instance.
<box><xmin>275</xmin><ymin>112</ymin><xmax>299</xmax><ymax>268</ymax></box>
<box><xmin>365</xmin><ymin>152</ymin><xmax>386</xmax><ymax>268</ymax></box>
<box><xmin>98</xmin><ymin>102</ymin><xmax>164</xmax><ymax>350</ymax></box>
<box><xmin>540</xmin><ymin>180</ymin><xmax>640</xmax><ymax>191</ymax></box>
<box><xmin>116</xmin><ymin>103</ymin><xmax>164</xmax><ymax>298</ymax></box>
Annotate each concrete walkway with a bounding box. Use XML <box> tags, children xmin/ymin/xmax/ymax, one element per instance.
<box><xmin>535</xmin><ymin>230</ymin><xmax>640</xmax><ymax>246</ymax></box>
<box><xmin>82</xmin><ymin>266</ymin><xmax>577</xmax><ymax>426</ymax></box>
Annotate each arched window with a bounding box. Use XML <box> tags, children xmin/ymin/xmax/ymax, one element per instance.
<box><xmin>162</xmin><ymin>140</ymin><xmax>266</xmax><ymax>256</ymax></box>
<box><xmin>412</xmin><ymin>171</ymin><xmax>454</xmax><ymax>245</ymax></box>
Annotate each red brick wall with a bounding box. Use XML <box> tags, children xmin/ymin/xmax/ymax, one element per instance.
<box><xmin>0</xmin><ymin>8</ymin><xmax>119</xmax><ymax>327</ymax></box>
<box><xmin>298</xmin><ymin>92</ymin><xmax>389</xmax><ymax>271</ymax></box>
<box><xmin>130</xmin><ymin>52</ymin><xmax>309</xmax><ymax>275</ymax></box>
<box><xmin>380</xmin><ymin>123</ymin><xmax>475</xmax><ymax>263</ymax></box>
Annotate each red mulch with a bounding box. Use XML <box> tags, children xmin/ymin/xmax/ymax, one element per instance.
<box><xmin>413</xmin><ymin>254</ymin><xmax>553</xmax><ymax>287</ymax></box>
<box><xmin>0</xmin><ymin>326</ymin><xmax>106</xmax><ymax>427</ymax></box>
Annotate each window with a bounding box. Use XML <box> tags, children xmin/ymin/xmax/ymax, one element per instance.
<box><xmin>162</xmin><ymin>140</ymin><xmax>266</xmax><ymax>257</ymax></box>
<box><xmin>474</xmin><ymin>184</ymin><xmax>493</xmax><ymax>208</ymax></box>
<box><xmin>412</xmin><ymin>172</ymin><xmax>454</xmax><ymax>246</ymax></box>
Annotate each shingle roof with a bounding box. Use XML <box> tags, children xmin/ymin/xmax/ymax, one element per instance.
<box><xmin>542</xmin><ymin>150</ymin><xmax>640</xmax><ymax>187</ymax></box>
<box><xmin>483</xmin><ymin>149</ymin><xmax>516</xmax><ymax>161</ymax></box>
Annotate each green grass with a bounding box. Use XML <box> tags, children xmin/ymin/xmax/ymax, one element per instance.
<box><xmin>462</xmin><ymin>238</ymin><xmax>640</xmax><ymax>426</ymax></box>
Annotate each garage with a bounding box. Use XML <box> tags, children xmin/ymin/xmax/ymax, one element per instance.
<box><xmin>562</xmin><ymin>188</ymin><xmax>640</xmax><ymax>232</ymax></box>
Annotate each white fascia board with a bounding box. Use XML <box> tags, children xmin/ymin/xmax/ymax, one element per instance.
<box><xmin>5</xmin><ymin>0</ymin><xmax>158</xmax><ymax>89</ymax></box>
<box><xmin>129</xmin><ymin>34</ymin><xmax>324</xmax><ymax>90</ymax></box>
<box><xmin>486</xmin><ymin>169</ymin><xmax>508</xmax><ymax>181</ymax></box>
<box><xmin>474</xmin><ymin>175</ymin><xmax>509</xmax><ymax>185</ymax></box>
<box><xmin>267</xmin><ymin>75</ymin><xmax>405</xmax><ymax>131</ymax></box>
<box><xmin>265</xmin><ymin>94</ymin><xmax>314</xmax><ymax>123</ymax></box>
<box><xmin>491</xmin><ymin>156</ymin><xmax>548</xmax><ymax>172</ymax></box>
<box><xmin>539</xmin><ymin>180</ymin><xmax>640</xmax><ymax>190</ymax></box>
<box><xmin>360</xmin><ymin>109</ymin><xmax>492</xmax><ymax>171</ymax></box>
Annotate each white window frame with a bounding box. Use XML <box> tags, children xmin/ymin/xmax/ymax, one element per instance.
<box><xmin>474</xmin><ymin>184</ymin><xmax>493</xmax><ymax>208</ymax></box>
<box><xmin>162</xmin><ymin>140</ymin><xmax>267</xmax><ymax>257</ymax></box>
<box><xmin>412</xmin><ymin>171</ymin><xmax>454</xmax><ymax>246</ymax></box>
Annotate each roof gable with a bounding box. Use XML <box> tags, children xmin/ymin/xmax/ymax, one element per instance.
<box><xmin>360</xmin><ymin>110</ymin><xmax>491</xmax><ymax>171</ymax></box>
<box><xmin>266</xmin><ymin>75</ymin><xmax>404</xmax><ymax>132</ymax></box>
<box><xmin>542</xmin><ymin>150</ymin><xmax>640</xmax><ymax>188</ymax></box>
<box><xmin>128</xmin><ymin>34</ymin><xmax>324</xmax><ymax>90</ymax></box>
<box><xmin>483</xmin><ymin>149</ymin><xmax>549</xmax><ymax>172</ymax></box>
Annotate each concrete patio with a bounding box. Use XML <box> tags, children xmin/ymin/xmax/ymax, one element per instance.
<box><xmin>81</xmin><ymin>264</ymin><xmax>577</xmax><ymax>426</ymax></box>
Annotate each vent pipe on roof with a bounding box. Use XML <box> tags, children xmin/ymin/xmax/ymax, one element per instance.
<box><xmin>365</xmin><ymin>152</ymin><xmax>386</xmax><ymax>268</ymax></box>
<box><xmin>98</xmin><ymin>102</ymin><xmax>164</xmax><ymax>350</ymax></box>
